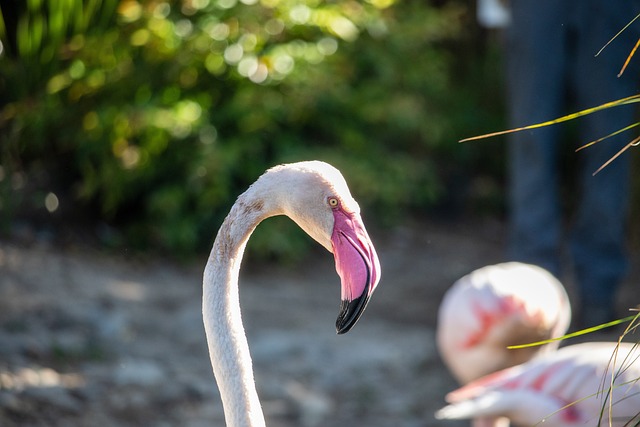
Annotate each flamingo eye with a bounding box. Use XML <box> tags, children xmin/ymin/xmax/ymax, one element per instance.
<box><xmin>328</xmin><ymin>197</ymin><xmax>339</xmax><ymax>208</ymax></box>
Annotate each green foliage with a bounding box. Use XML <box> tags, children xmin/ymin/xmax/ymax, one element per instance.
<box><xmin>0</xmin><ymin>0</ymin><xmax>505</xmax><ymax>257</ymax></box>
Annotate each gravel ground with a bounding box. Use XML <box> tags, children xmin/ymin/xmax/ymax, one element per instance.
<box><xmin>0</xmin><ymin>219</ymin><xmax>635</xmax><ymax>427</ymax></box>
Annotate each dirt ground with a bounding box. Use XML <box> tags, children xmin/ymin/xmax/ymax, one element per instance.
<box><xmin>0</xmin><ymin>219</ymin><xmax>637</xmax><ymax>427</ymax></box>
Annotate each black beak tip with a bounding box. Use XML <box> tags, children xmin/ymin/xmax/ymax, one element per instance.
<box><xmin>335</xmin><ymin>293</ymin><xmax>371</xmax><ymax>334</ymax></box>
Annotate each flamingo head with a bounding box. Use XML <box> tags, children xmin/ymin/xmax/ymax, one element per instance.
<box><xmin>259</xmin><ymin>161</ymin><xmax>381</xmax><ymax>334</ymax></box>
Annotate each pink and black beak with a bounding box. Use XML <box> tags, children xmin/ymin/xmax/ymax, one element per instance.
<box><xmin>331</xmin><ymin>208</ymin><xmax>381</xmax><ymax>334</ymax></box>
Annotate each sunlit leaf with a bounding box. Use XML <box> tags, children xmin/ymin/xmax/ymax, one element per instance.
<box><xmin>460</xmin><ymin>94</ymin><xmax>640</xmax><ymax>143</ymax></box>
<box><xmin>575</xmin><ymin>122</ymin><xmax>640</xmax><ymax>152</ymax></box>
<box><xmin>507</xmin><ymin>314</ymin><xmax>638</xmax><ymax>349</ymax></box>
<box><xmin>618</xmin><ymin>37</ymin><xmax>640</xmax><ymax>77</ymax></box>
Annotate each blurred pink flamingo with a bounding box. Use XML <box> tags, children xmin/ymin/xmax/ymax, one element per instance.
<box><xmin>436</xmin><ymin>341</ymin><xmax>640</xmax><ymax>427</ymax></box>
<box><xmin>437</xmin><ymin>262</ymin><xmax>571</xmax><ymax>384</ymax></box>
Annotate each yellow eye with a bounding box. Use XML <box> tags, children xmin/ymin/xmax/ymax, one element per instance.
<box><xmin>328</xmin><ymin>197</ymin><xmax>339</xmax><ymax>208</ymax></box>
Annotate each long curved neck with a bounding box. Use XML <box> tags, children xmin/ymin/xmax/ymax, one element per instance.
<box><xmin>203</xmin><ymin>192</ymin><xmax>271</xmax><ymax>427</ymax></box>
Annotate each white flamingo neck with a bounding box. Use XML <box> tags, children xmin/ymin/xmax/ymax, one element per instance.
<box><xmin>201</xmin><ymin>161</ymin><xmax>354</xmax><ymax>427</ymax></box>
<box><xmin>203</xmin><ymin>190</ymin><xmax>269</xmax><ymax>427</ymax></box>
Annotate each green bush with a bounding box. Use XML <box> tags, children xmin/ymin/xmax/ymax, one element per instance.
<box><xmin>0</xmin><ymin>0</ymin><xmax>505</xmax><ymax>257</ymax></box>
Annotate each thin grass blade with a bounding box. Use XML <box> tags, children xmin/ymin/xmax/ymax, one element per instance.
<box><xmin>507</xmin><ymin>314</ymin><xmax>638</xmax><ymax>350</ymax></box>
<box><xmin>576</xmin><ymin>122</ymin><xmax>640</xmax><ymax>152</ymax></box>
<box><xmin>460</xmin><ymin>94</ymin><xmax>640</xmax><ymax>143</ymax></box>
<box><xmin>618</xmin><ymin>37</ymin><xmax>640</xmax><ymax>77</ymax></box>
<box><xmin>596</xmin><ymin>12</ymin><xmax>640</xmax><ymax>57</ymax></box>
<box><xmin>592</xmin><ymin>135</ymin><xmax>640</xmax><ymax>176</ymax></box>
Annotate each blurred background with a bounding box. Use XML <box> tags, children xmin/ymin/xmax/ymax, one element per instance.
<box><xmin>1</xmin><ymin>1</ymin><xmax>639</xmax><ymax>426</ymax></box>
<box><xmin>0</xmin><ymin>0</ymin><xmax>508</xmax><ymax>257</ymax></box>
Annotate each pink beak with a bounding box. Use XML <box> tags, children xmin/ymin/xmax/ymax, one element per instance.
<box><xmin>330</xmin><ymin>208</ymin><xmax>381</xmax><ymax>334</ymax></box>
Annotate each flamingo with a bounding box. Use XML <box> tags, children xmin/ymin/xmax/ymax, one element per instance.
<box><xmin>202</xmin><ymin>161</ymin><xmax>381</xmax><ymax>427</ymax></box>
<box><xmin>437</xmin><ymin>262</ymin><xmax>571</xmax><ymax>384</ymax></box>
<box><xmin>435</xmin><ymin>342</ymin><xmax>640</xmax><ymax>427</ymax></box>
